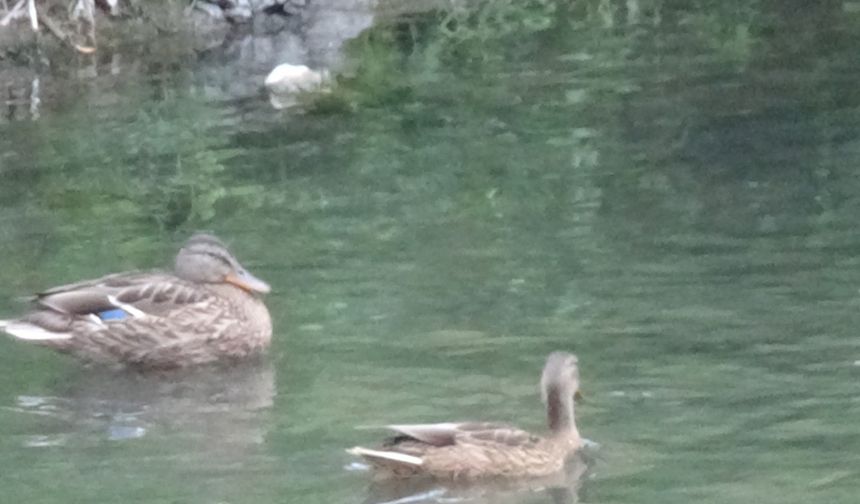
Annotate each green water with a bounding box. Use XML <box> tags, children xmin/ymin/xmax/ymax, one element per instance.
<box><xmin>2</xmin><ymin>2</ymin><xmax>860</xmax><ymax>503</ymax></box>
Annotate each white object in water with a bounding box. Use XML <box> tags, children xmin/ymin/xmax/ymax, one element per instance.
<box><xmin>264</xmin><ymin>63</ymin><xmax>326</xmax><ymax>95</ymax></box>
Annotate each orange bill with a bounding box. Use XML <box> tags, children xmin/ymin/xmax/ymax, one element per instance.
<box><xmin>225</xmin><ymin>269</ymin><xmax>271</xmax><ymax>294</ymax></box>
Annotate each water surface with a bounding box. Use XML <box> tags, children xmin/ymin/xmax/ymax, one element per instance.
<box><xmin>1</xmin><ymin>2</ymin><xmax>860</xmax><ymax>503</ymax></box>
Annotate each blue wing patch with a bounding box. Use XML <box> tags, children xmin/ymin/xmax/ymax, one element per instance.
<box><xmin>97</xmin><ymin>308</ymin><xmax>128</xmax><ymax>321</ymax></box>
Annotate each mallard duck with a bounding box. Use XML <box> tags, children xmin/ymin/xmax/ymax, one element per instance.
<box><xmin>347</xmin><ymin>352</ymin><xmax>584</xmax><ymax>480</ymax></box>
<box><xmin>0</xmin><ymin>234</ymin><xmax>272</xmax><ymax>369</ymax></box>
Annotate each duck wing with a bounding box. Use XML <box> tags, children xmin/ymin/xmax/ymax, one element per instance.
<box><xmin>33</xmin><ymin>271</ymin><xmax>213</xmax><ymax>318</ymax></box>
<box><xmin>384</xmin><ymin>421</ymin><xmax>520</xmax><ymax>447</ymax></box>
<box><xmin>456</xmin><ymin>425</ymin><xmax>542</xmax><ymax>448</ymax></box>
<box><xmin>346</xmin><ymin>422</ymin><xmax>542</xmax><ymax>476</ymax></box>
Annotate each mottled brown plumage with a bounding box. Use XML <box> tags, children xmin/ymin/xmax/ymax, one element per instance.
<box><xmin>348</xmin><ymin>352</ymin><xmax>583</xmax><ymax>480</ymax></box>
<box><xmin>0</xmin><ymin>234</ymin><xmax>272</xmax><ymax>369</ymax></box>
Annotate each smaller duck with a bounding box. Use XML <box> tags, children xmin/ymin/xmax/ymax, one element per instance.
<box><xmin>347</xmin><ymin>352</ymin><xmax>584</xmax><ymax>480</ymax></box>
<box><xmin>0</xmin><ymin>234</ymin><xmax>272</xmax><ymax>369</ymax></box>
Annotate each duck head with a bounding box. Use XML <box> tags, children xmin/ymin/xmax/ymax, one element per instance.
<box><xmin>174</xmin><ymin>234</ymin><xmax>271</xmax><ymax>294</ymax></box>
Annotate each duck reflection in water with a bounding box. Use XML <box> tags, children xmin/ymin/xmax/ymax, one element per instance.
<box><xmin>9</xmin><ymin>361</ymin><xmax>276</xmax><ymax>458</ymax></box>
<box><xmin>357</xmin><ymin>455</ymin><xmax>589</xmax><ymax>504</ymax></box>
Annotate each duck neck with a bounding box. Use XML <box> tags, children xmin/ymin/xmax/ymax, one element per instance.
<box><xmin>204</xmin><ymin>283</ymin><xmax>272</xmax><ymax>342</ymax></box>
<box><xmin>545</xmin><ymin>384</ymin><xmax>578</xmax><ymax>438</ymax></box>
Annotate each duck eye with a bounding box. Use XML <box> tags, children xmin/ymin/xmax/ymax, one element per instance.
<box><xmin>203</xmin><ymin>252</ymin><xmax>232</xmax><ymax>267</ymax></box>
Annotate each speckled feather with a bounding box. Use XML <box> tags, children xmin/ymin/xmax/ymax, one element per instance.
<box><xmin>1</xmin><ymin>234</ymin><xmax>272</xmax><ymax>369</ymax></box>
<box><xmin>19</xmin><ymin>274</ymin><xmax>271</xmax><ymax>368</ymax></box>
<box><xmin>349</xmin><ymin>352</ymin><xmax>584</xmax><ymax>481</ymax></box>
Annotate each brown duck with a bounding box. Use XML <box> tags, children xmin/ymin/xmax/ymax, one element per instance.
<box><xmin>347</xmin><ymin>352</ymin><xmax>584</xmax><ymax>480</ymax></box>
<box><xmin>0</xmin><ymin>234</ymin><xmax>272</xmax><ymax>369</ymax></box>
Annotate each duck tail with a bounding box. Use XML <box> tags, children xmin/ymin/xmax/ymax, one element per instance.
<box><xmin>346</xmin><ymin>446</ymin><xmax>424</xmax><ymax>466</ymax></box>
<box><xmin>0</xmin><ymin>320</ymin><xmax>73</xmax><ymax>341</ymax></box>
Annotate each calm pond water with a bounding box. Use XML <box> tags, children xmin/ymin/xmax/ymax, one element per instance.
<box><xmin>2</xmin><ymin>2</ymin><xmax>860</xmax><ymax>503</ymax></box>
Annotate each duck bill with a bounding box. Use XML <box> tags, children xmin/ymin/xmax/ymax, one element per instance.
<box><xmin>225</xmin><ymin>269</ymin><xmax>271</xmax><ymax>294</ymax></box>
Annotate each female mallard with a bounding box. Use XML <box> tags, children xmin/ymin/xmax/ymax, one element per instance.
<box><xmin>347</xmin><ymin>352</ymin><xmax>584</xmax><ymax>480</ymax></box>
<box><xmin>0</xmin><ymin>234</ymin><xmax>272</xmax><ymax>369</ymax></box>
